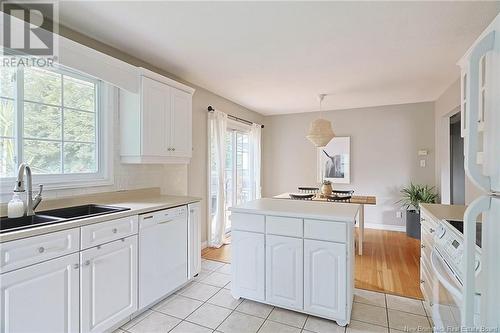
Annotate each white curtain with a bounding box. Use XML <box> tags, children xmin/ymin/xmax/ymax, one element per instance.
<box><xmin>208</xmin><ymin>110</ymin><xmax>228</xmax><ymax>248</ymax></box>
<box><xmin>249</xmin><ymin>123</ymin><xmax>262</xmax><ymax>200</ymax></box>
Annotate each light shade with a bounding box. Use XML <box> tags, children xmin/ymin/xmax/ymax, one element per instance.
<box><xmin>306</xmin><ymin>118</ymin><xmax>335</xmax><ymax>147</ymax></box>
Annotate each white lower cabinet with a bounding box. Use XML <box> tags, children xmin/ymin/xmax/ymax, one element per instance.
<box><xmin>188</xmin><ymin>202</ymin><xmax>202</xmax><ymax>278</ymax></box>
<box><xmin>0</xmin><ymin>253</ymin><xmax>80</xmax><ymax>333</ymax></box>
<box><xmin>231</xmin><ymin>213</ymin><xmax>353</xmax><ymax>326</ymax></box>
<box><xmin>304</xmin><ymin>239</ymin><xmax>347</xmax><ymax>321</ymax></box>
<box><xmin>231</xmin><ymin>231</ymin><xmax>265</xmax><ymax>301</ymax></box>
<box><xmin>266</xmin><ymin>235</ymin><xmax>303</xmax><ymax>309</ymax></box>
<box><xmin>80</xmin><ymin>236</ymin><xmax>138</xmax><ymax>333</ymax></box>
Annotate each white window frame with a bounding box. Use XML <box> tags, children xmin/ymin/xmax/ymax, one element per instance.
<box><xmin>0</xmin><ymin>66</ymin><xmax>114</xmax><ymax>195</ymax></box>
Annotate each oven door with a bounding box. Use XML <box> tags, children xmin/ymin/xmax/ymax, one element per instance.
<box><xmin>429</xmin><ymin>248</ymin><xmax>462</xmax><ymax>330</ymax></box>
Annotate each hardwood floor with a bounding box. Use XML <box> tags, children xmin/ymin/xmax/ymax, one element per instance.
<box><xmin>354</xmin><ymin>229</ymin><xmax>422</xmax><ymax>299</ymax></box>
<box><xmin>202</xmin><ymin>229</ymin><xmax>422</xmax><ymax>299</ymax></box>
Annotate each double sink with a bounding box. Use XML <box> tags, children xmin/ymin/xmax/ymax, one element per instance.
<box><xmin>0</xmin><ymin>204</ymin><xmax>130</xmax><ymax>234</ymax></box>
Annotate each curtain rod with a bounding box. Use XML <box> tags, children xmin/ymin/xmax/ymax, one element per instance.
<box><xmin>207</xmin><ymin>106</ymin><xmax>264</xmax><ymax>129</ymax></box>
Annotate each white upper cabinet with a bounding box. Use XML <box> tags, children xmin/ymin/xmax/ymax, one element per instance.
<box><xmin>120</xmin><ymin>68</ymin><xmax>195</xmax><ymax>164</ymax></box>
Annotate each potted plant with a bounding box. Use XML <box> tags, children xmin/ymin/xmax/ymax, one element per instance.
<box><xmin>398</xmin><ymin>183</ymin><xmax>438</xmax><ymax>239</ymax></box>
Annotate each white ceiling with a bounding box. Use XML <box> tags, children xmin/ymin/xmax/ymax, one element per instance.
<box><xmin>57</xmin><ymin>1</ymin><xmax>500</xmax><ymax>115</ymax></box>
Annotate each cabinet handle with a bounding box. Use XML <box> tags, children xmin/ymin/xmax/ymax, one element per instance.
<box><xmin>172</xmin><ymin>148</ymin><xmax>176</xmax><ymax>151</ymax></box>
<box><xmin>84</xmin><ymin>260</ymin><xmax>91</xmax><ymax>266</ymax></box>
<box><xmin>420</xmin><ymin>218</ymin><xmax>425</xmax><ymax>222</ymax></box>
<box><xmin>38</xmin><ymin>246</ymin><xmax>45</xmax><ymax>253</ymax></box>
<box><xmin>429</xmin><ymin>228</ymin><xmax>435</xmax><ymax>233</ymax></box>
<box><xmin>112</xmin><ymin>228</ymin><xmax>118</xmax><ymax>234</ymax></box>
<box><xmin>168</xmin><ymin>148</ymin><xmax>172</xmax><ymax>151</ymax></box>
<box><xmin>420</xmin><ymin>279</ymin><xmax>425</xmax><ymax>284</ymax></box>
<box><xmin>73</xmin><ymin>263</ymin><xmax>79</xmax><ymax>269</ymax></box>
<box><xmin>421</xmin><ymin>244</ymin><xmax>425</xmax><ymax>249</ymax></box>
<box><xmin>143</xmin><ymin>216</ymin><xmax>153</xmax><ymax>220</ymax></box>
<box><xmin>158</xmin><ymin>219</ymin><xmax>173</xmax><ymax>224</ymax></box>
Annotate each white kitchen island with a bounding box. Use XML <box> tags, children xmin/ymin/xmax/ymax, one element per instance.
<box><xmin>229</xmin><ymin>198</ymin><xmax>359</xmax><ymax>326</ymax></box>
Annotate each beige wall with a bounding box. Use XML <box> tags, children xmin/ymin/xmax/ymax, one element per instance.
<box><xmin>434</xmin><ymin>79</ymin><xmax>485</xmax><ymax>204</ymax></box>
<box><xmin>57</xmin><ymin>26</ymin><xmax>264</xmax><ymax>243</ymax></box>
<box><xmin>262</xmin><ymin>102</ymin><xmax>435</xmax><ymax>229</ymax></box>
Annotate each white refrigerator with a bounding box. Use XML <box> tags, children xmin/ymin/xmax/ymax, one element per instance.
<box><xmin>459</xmin><ymin>12</ymin><xmax>500</xmax><ymax>330</ymax></box>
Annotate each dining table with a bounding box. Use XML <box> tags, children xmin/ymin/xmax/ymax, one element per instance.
<box><xmin>273</xmin><ymin>192</ymin><xmax>377</xmax><ymax>255</ymax></box>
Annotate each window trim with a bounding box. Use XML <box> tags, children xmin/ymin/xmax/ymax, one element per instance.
<box><xmin>0</xmin><ymin>68</ymin><xmax>114</xmax><ymax>196</ymax></box>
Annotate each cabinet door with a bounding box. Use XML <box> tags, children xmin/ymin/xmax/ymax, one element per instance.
<box><xmin>0</xmin><ymin>253</ymin><xmax>79</xmax><ymax>333</ymax></box>
<box><xmin>304</xmin><ymin>239</ymin><xmax>346</xmax><ymax>320</ymax></box>
<box><xmin>231</xmin><ymin>231</ymin><xmax>265</xmax><ymax>301</ymax></box>
<box><xmin>266</xmin><ymin>235</ymin><xmax>303</xmax><ymax>309</ymax></box>
<box><xmin>169</xmin><ymin>87</ymin><xmax>192</xmax><ymax>157</ymax></box>
<box><xmin>188</xmin><ymin>202</ymin><xmax>201</xmax><ymax>278</ymax></box>
<box><xmin>141</xmin><ymin>76</ymin><xmax>171</xmax><ymax>156</ymax></box>
<box><xmin>81</xmin><ymin>237</ymin><xmax>138</xmax><ymax>333</ymax></box>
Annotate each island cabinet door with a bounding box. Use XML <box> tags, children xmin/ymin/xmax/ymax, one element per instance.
<box><xmin>231</xmin><ymin>231</ymin><xmax>265</xmax><ymax>301</ymax></box>
<box><xmin>265</xmin><ymin>235</ymin><xmax>303</xmax><ymax>310</ymax></box>
<box><xmin>304</xmin><ymin>239</ymin><xmax>347</xmax><ymax>320</ymax></box>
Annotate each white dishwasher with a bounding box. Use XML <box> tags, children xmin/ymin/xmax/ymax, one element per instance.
<box><xmin>139</xmin><ymin>206</ymin><xmax>188</xmax><ymax>309</ymax></box>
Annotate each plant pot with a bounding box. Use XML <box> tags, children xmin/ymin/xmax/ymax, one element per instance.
<box><xmin>405</xmin><ymin>210</ymin><xmax>421</xmax><ymax>239</ymax></box>
<box><xmin>321</xmin><ymin>183</ymin><xmax>333</xmax><ymax>196</ymax></box>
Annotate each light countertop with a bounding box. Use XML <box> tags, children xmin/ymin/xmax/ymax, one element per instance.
<box><xmin>230</xmin><ymin>198</ymin><xmax>359</xmax><ymax>222</ymax></box>
<box><xmin>420</xmin><ymin>203</ymin><xmax>468</xmax><ymax>222</ymax></box>
<box><xmin>0</xmin><ymin>188</ymin><xmax>201</xmax><ymax>243</ymax></box>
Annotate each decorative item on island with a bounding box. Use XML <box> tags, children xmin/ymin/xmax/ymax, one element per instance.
<box><xmin>321</xmin><ymin>180</ymin><xmax>333</xmax><ymax>196</ymax></box>
<box><xmin>397</xmin><ymin>183</ymin><xmax>438</xmax><ymax>239</ymax></box>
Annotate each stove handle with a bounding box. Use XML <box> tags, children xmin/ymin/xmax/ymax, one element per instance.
<box><xmin>430</xmin><ymin>248</ymin><xmax>463</xmax><ymax>301</ymax></box>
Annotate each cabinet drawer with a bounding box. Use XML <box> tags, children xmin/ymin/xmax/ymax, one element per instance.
<box><xmin>81</xmin><ymin>215</ymin><xmax>138</xmax><ymax>250</ymax></box>
<box><xmin>421</xmin><ymin>213</ymin><xmax>437</xmax><ymax>234</ymax></box>
<box><xmin>0</xmin><ymin>228</ymin><xmax>80</xmax><ymax>273</ymax></box>
<box><xmin>266</xmin><ymin>216</ymin><xmax>303</xmax><ymax>237</ymax></box>
<box><xmin>304</xmin><ymin>219</ymin><xmax>346</xmax><ymax>243</ymax></box>
<box><xmin>232</xmin><ymin>213</ymin><xmax>265</xmax><ymax>233</ymax></box>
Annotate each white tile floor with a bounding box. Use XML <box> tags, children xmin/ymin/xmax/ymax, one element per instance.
<box><xmin>116</xmin><ymin>259</ymin><xmax>433</xmax><ymax>333</ymax></box>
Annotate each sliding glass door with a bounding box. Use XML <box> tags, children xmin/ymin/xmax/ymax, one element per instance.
<box><xmin>224</xmin><ymin>128</ymin><xmax>250</xmax><ymax>232</ymax></box>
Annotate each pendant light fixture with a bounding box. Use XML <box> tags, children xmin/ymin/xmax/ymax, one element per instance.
<box><xmin>306</xmin><ymin>94</ymin><xmax>335</xmax><ymax>147</ymax></box>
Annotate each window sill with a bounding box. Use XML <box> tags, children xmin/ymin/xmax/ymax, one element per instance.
<box><xmin>0</xmin><ymin>176</ymin><xmax>114</xmax><ymax>202</ymax></box>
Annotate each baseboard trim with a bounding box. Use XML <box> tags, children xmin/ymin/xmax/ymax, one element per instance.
<box><xmin>357</xmin><ymin>223</ymin><xmax>406</xmax><ymax>232</ymax></box>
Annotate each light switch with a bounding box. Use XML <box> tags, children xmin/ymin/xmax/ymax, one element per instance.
<box><xmin>420</xmin><ymin>159</ymin><xmax>426</xmax><ymax>168</ymax></box>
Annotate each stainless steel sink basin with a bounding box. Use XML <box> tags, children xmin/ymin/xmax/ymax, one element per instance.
<box><xmin>0</xmin><ymin>215</ymin><xmax>65</xmax><ymax>233</ymax></box>
<box><xmin>39</xmin><ymin>204</ymin><xmax>130</xmax><ymax>220</ymax></box>
<box><xmin>1</xmin><ymin>204</ymin><xmax>130</xmax><ymax>234</ymax></box>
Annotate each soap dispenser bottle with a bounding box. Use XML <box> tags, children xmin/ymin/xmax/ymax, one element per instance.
<box><xmin>8</xmin><ymin>193</ymin><xmax>25</xmax><ymax>218</ymax></box>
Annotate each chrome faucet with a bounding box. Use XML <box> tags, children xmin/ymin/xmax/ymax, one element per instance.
<box><xmin>13</xmin><ymin>163</ymin><xmax>43</xmax><ymax>216</ymax></box>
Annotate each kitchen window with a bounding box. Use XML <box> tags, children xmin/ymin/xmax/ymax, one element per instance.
<box><xmin>0</xmin><ymin>66</ymin><xmax>111</xmax><ymax>192</ymax></box>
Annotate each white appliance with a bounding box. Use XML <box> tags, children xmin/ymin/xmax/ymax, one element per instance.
<box><xmin>138</xmin><ymin>206</ymin><xmax>188</xmax><ymax>309</ymax></box>
<box><xmin>458</xmin><ymin>12</ymin><xmax>500</xmax><ymax>330</ymax></box>
<box><xmin>429</xmin><ymin>218</ymin><xmax>481</xmax><ymax>329</ymax></box>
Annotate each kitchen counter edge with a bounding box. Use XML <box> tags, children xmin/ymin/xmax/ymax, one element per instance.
<box><xmin>0</xmin><ymin>195</ymin><xmax>201</xmax><ymax>243</ymax></box>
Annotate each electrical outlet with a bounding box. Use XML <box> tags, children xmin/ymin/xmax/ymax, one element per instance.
<box><xmin>396</xmin><ymin>211</ymin><xmax>403</xmax><ymax>219</ymax></box>
<box><xmin>420</xmin><ymin>159</ymin><xmax>426</xmax><ymax>168</ymax></box>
